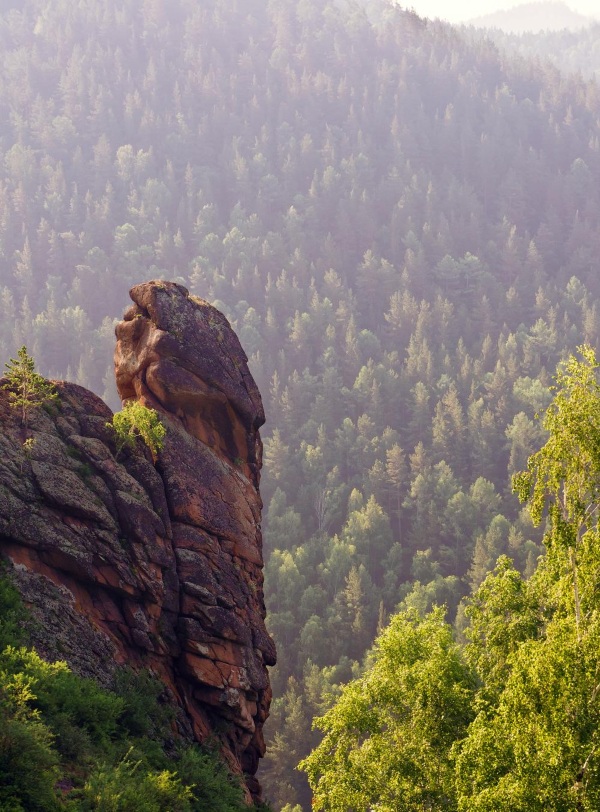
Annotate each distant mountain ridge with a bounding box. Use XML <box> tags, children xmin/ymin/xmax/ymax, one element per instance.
<box><xmin>468</xmin><ymin>1</ymin><xmax>595</xmax><ymax>32</ymax></box>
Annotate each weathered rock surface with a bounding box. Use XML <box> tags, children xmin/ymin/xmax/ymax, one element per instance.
<box><xmin>0</xmin><ymin>281</ymin><xmax>275</xmax><ymax>802</ymax></box>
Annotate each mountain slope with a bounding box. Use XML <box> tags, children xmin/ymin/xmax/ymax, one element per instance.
<box><xmin>468</xmin><ymin>1</ymin><xmax>594</xmax><ymax>32</ymax></box>
<box><xmin>1</xmin><ymin>1</ymin><xmax>600</xmax><ymax>807</ymax></box>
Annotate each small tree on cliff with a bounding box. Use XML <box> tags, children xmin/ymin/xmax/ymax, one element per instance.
<box><xmin>2</xmin><ymin>345</ymin><xmax>58</xmax><ymax>431</ymax></box>
<box><xmin>108</xmin><ymin>401</ymin><xmax>166</xmax><ymax>458</ymax></box>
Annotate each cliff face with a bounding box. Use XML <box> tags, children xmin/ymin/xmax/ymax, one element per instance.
<box><xmin>0</xmin><ymin>281</ymin><xmax>275</xmax><ymax>802</ymax></box>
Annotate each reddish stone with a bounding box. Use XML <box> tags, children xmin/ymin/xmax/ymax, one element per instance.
<box><xmin>180</xmin><ymin>652</ymin><xmax>227</xmax><ymax>688</ymax></box>
<box><xmin>0</xmin><ymin>281</ymin><xmax>275</xmax><ymax>804</ymax></box>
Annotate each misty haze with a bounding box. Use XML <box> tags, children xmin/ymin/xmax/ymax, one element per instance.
<box><xmin>1</xmin><ymin>0</ymin><xmax>600</xmax><ymax>809</ymax></box>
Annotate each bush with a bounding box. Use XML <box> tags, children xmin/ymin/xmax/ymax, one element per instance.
<box><xmin>0</xmin><ymin>647</ymin><xmax>124</xmax><ymax>757</ymax></box>
<box><xmin>77</xmin><ymin>754</ymin><xmax>192</xmax><ymax>812</ymax></box>
<box><xmin>108</xmin><ymin>402</ymin><xmax>166</xmax><ymax>457</ymax></box>
<box><xmin>174</xmin><ymin>746</ymin><xmax>248</xmax><ymax>812</ymax></box>
<box><xmin>0</xmin><ymin>665</ymin><xmax>60</xmax><ymax>811</ymax></box>
<box><xmin>113</xmin><ymin>668</ymin><xmax>173</xmax><ymax>741</ymax></box>
<box><xmin>111</xmin><ymin>668</ymin><xmax>174</xmax><ymax>768</ymax></box>
<box><xmin>0</xmin><ymin>569</ymin><xmax>26</xmax><ymax>650</ymax></box>
<box><xmin>0</xmin><ymin>712</ymin><xmax>61</xmax><ymax>811</ymax></box>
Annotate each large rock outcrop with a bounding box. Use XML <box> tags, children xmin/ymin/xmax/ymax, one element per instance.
<box><xmin>0</xmin><ymin>281</ymin><xmax>275</xmax><ymax>802</ymax></box>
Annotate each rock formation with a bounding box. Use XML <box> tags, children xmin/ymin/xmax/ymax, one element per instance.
<box><xmin>0</xmin><ymin>281</ymin><xmax>275</xmax><ymax>802</ymax></box>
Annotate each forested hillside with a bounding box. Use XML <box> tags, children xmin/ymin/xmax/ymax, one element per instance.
<box><xmin>1</xmin><ymin>0</ymin><xmax>600</xmax><ymax>808</ymax></box>
<box><xmin>468</xmin><ymin>1</ymin><xmax>594</xmax><ymax>34</ymax></box>
<box><xmin>474</xmin><ymin>19</ymin><xmax>600</xmax><ymax>79</ymax></box>
<box><xmin>301</xmin><ymin>347</ymin><xmax>600</xmax><ymax>810</ymax></box>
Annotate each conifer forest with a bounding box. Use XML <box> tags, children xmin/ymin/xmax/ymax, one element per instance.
<box><xmin>3</xmin><ymin>0</ymin><xmax>600</xmax><ymax>808</ymax></box>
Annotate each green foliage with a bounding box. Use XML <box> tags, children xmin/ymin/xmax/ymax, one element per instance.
<box><xmin>22</xmin><ymin>437</ymin><xmax>36</xmax><ymax>456</ymax></box>
<box><xmin>300</xmin><ymin>608</ymin><xmax>475</xmax><ymax>811</ymax></box>
<box><xmin>108</xmin><ymin>402</ymin><xmax>166</xmax><ymax>458</ymax></box>
<box><xmin>0</xmin><ymin>568</ymin><xmax>26</xmax><ymax>651</ymax></box>
<box><xmin>451</xmin><ymin>347</ymin><xmax>600</xmax><ymax>809</ymax></box>
<box><xmin>300</xmin><ymin>348</ymin><xmax>600</xmax><ymax>810</ymax></box>
<box><xmin>454</xmin><ymin>549</ymin><xmax>600</xmax><ymax>810</ymax></box>
<box><xmin>112</xmin><ymin>668</ymin><xmax>174</xmax><ymax>743</ymax></box>
<box><xmin>78</xmin><ymin>754</ymin><xmax>192</xmax><ymax>812</ymax></box>
<box><xmin>0</xmin><ymin>643</ymin><xmax>254</xmax><ymax>812</ymax></box>
<box><xmin>512</xmin><ymin>345</ymin><xmax>600</xmax><ymax>534</ymax></box>
<box><xmin>0</xmin><ymin>645</ymin><xmax>125</xmax><ymax>771</ymax></box>
<box><xmin>174</xmin><ymin>746</ymin><xmax>248</xmax><ymax>812</ymax></box>
<box><xmin>512</xmin><ymin>345</ymin><xmax>600</xmax><ymax>635</ymax></box>
<box><xmin>2</xmin><ymin>346</ymin><xmax>58</xmax><ymax>429</ymax></box>
<box><xmin>0</xmin><ymin>664</ymin><xmax>61</xmax><ymax>812</ymax></box>
<box><xmin>464</xmin><ymin>556</ymin><xmax>541</xmax><ymax>703</ymax></box>
<box><xmin>456</xmin><ymin>625</ymin><xmax>600</xmax><ymax>810</ymax></box>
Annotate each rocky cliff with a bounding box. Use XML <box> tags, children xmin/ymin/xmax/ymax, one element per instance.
<box><xmin>0</xmin><ymin>281</ymin><xmax>275</xmax><ymax>802</ymax></box>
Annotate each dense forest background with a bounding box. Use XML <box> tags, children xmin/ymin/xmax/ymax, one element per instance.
<box><xmin>1</xmin><ymin>0</ymin><xmax>600</xmax><ymax>807</ymax></box>
<box><xmin>468</xmin><ymin>0</ymin><xmax>596</xmax><ymax>36</ymax></box>
<box><xmin>475</xmin><ymin>17</ymin><xmax>600</xmax><ymax>79</ymax></box>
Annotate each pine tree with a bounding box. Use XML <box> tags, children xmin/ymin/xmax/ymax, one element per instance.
<box><xmin>2</xmin><ymin>346</ymin><xmax>58</xmax><ymax>431</ymax></box>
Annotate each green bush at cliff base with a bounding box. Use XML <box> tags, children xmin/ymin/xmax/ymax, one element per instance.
<box><xmin>76</xmin><ymin>755</ymin><xmax>193</xmax><ymax>812</ymax></box>
<box><xmin>0</xmin><ymin>571</ymin><xmax>262</xmax><ymax>811</ymax></box>
<box><xmin>173</xmin><ymin>746</ymin><xmax>251</xmax><ymax>812</ymax></box>
<box><xmin>0</xmin><ymin>584</ymin><xmax>62</xmax><ymax>812</ymax></box>
<box><xmin>0</xmin><ymin>569</ymin><xmax>25</xmax><ymax>650</ymax></box>
<box><xmin>0</xmin><ymin>676</ymin><xmax>61</xmax><ymax>812</ymax></box>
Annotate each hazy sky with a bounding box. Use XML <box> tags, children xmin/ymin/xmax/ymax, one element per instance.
<box><xmin>404</xmin><ymin>0</ymin><xmax>600</xmax><ymax>24</ymax></box>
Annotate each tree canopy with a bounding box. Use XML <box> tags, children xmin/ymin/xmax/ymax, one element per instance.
<box><xmin>300</xmin><ymin>347</ymin><xmax>600</xmax><ymax>810</ymax></box>
<box><xmin>2</xmin><ymin>345</ymin><xmax>58</xmax><ymax>429</ymax></box>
